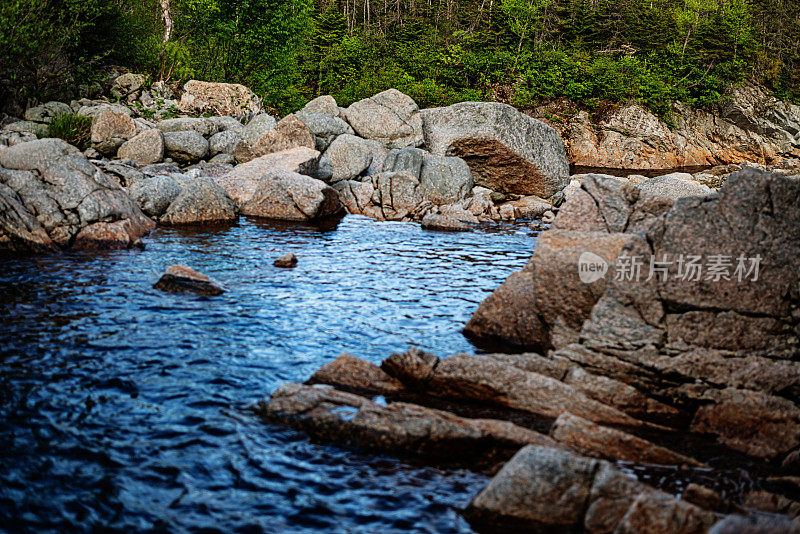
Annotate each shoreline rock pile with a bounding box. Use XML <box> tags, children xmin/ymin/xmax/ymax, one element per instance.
<box><xmin>258</xmin><ymin>168</ymin><xmax>800</xmax><ymax>533</ymax></box>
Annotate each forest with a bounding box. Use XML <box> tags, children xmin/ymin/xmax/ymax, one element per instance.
<box><xmin>1</xmin><ymin>0</ymin><xmax>799</xmax><ymax>116</ymax></box>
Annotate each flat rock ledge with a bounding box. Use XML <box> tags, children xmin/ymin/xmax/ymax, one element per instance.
<box><xmin>258</xmin><ymin>349</ymin><xmax>800</xmax><ymax>533</ymax></box>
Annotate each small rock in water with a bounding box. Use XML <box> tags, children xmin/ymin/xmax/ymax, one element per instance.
<box><xmin>273</xmin><ymin>253</ymin><xmax>298</xmax><ymax>268</ymax></box>
<box><xmin>154</xmin><ymin>265</ymin><xmax>224</xmax><ymax>295</ymax></box>
<box><xmin>421</xmin><ymin>213</ymin><xmax>469</xmax><ymax>232</ymax></box>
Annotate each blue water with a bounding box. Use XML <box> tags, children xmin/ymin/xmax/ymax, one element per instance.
<box><xmin>0</xmin><ymin>215</ymin><xmax>535</xmax><ymax>533</ymax></box>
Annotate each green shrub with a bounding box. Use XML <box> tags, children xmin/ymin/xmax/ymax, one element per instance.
<box><xmin>46</xmin><ymin>113</ymin><xmax>93</xmax><ymax>150</ymax></box>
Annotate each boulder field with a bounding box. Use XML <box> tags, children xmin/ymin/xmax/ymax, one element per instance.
<box><xmin>5</xmin><ymin>76</ymin><xmax>800</xmax><ymax>254</ymax></box>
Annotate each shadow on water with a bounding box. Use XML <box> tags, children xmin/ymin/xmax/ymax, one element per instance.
<box><xmin>0</xmin><ymin>214</ymin><xmax>535</xmax><ymax>533</ymax></box>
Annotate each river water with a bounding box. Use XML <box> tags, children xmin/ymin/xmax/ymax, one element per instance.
<box><xmin>0</xmin><ymin>215</ymin><xmax>535</xmax><ymax>533</ymax></box>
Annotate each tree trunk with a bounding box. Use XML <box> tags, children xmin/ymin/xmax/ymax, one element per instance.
<box><xmin>160</xmin><ymin>0</ymin><xmax>173</xmax><ymax>43</ymax></box>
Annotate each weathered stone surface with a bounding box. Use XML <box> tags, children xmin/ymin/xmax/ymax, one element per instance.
<box><xmin>154</xmin><ymin>264</ymin><xmax>225</xmax><ymax>295</ymax></box>
<box><xmin>216</xmin><ymin>147</ymin><xmax>320</xmax><ymax>206</ymax></box>
<box><xmin>690</xmin><ymin>388</ymin><xmax>800</xmax><ymax>459</ymax></box>
<box><xmin>708</xmin><ymin>514</ymin><xmax>800</xmax><ymax>534</ymax></box>
<box><xmin>178</xmin><ymin>80</ymin><xmax>262</xmax><ymax>116</ymax></box>
<box><xmin>382</xmin><ymin>350</ymin><xmax>640</xmax><ymax>427</ymax></box>
<box><xmin>336</xmin><ymin>171</ymin><xmax>425</xmax><ymax>221</ymax></box>
<box><xmin>636</xmin><ymin>173</ymin><xmax>713</xmax><ymax>201</ymax></box>
<box><xmin>302</xmin><ymin>95</ymin><xmax>341</xmax><ymax>117</ymax></box>
<box><xmin>420</xmin><ymin>213</ymin><xmax>469</xmax><ymax>232</ymax></box>
<box><xmin>110</xmin><ymin>73</ymin><xmax>146</xmax><ymax>100</ymax></box>
<box><xmin>273</xmin><ymin>252</ymin><xmax>298</xmax><ymax>268</ymax></box>
<box><xmin>239</xmin><ymin>170</ymin><xmax>343</xmax><ymax>221</ymax></box>
<box><xmin>163</xmin><ymin>131</ymin><xmax>210</xmax><ymax>164</ymax></box>
<box><xmin>209</xmin><ymin>130</ymin><xmax>245</xmax><ymax>157</ymax></box>
<box><xmin>257</xmin><ymin>383</ymin><xmax>557</xmax><ymax>457</ymax></box>
<box><xmin>463</xmin><ymin>270</ymin><xmax>546</xmax><ymax>349</ymax></box>
<box><xmin>241</xmin><ymin>113</ymin><xmax>277</xmax><ymax>147</ymax></box>
<box><xmin>24</xmin><ymin>101</ymin><xmax>72</xmax><ymax>123</ymax></box>
<box><xmin>117</xmin><ymin>129</ymin><xmax>165</xmax><ymax>164</ymax></box>
<box><xmin>345</xmin><ymin>89</ymin><xmax>423</xmax><ymax>148</ymax></box>
<box><xmin>309</xmin><ymin>353</ymin><xmax>406</xmax><ymax>394</ymax></box>
<box><xmin>614</xmin><ymin>488</ymin><xmax>717</xmax><ymax>534</ymax></box>
<box><xmin>564</xmin><ymin>83</ymin><xmax>800</xmax><ymax>169</ymax></box>
<box><xmin>503</xmin><ymin>195</ymin><xmax>551</xmax><ymax>219</ymax></box>
<box><xmin>129</xmin><ymin>174</ymin><xmax>237</xmax><ymax>225</ymax></box>
<box><xmin>0</xmin><ymin>139</ymin><xmax>153</xmax><ymax>252</ymax></box>
<box><xmin>743</xmin><ymin>491</ymin><xmax>800</xmax><ymax>518</ymax></box>
<box><xmin>157</xmin><ymin>117</ymin><xmax>218</xmax><ymax>137</ymax></box>
<box><xmin>419</xmin><ymin>155</ymin><xmax>474</xmax><ymax>205</ymax></box>
<box><xmin>252</xmin><ymin>114</ymin><xmax>315</xmax><ymax>157</ymax></box>
<box><xmin>160</xmin><ymin>176</ymin><xmax>238</xmax><ymax>225</ymax></box>
<box><xmin>128</xmin><ymin>175</ymin><xmax>182</xmax><ymax>218</ymax></box>
<box><xmin>323</xmin><ymin>134</ymin><xmax>373</xmax><ymax>182</ymax></box>
<box><xmin>421</xmin><ymin>102</ymin><xmax>569</xmax><ymax>197</ymax></box>
<box><xmin>91</xmin><ymin>110</ymin><xmax>137</xmax><ymax>156</ymax></box>
<box><xmin>466</xmin><ymin>446</ymin><xmax>600</xmax><ymax>530</ymax></box>
<box><xmin>383</xmin><ymin>147</ymin><xmax>427</xmax><ymax>177</ymax></box>
<box><xmin>467</xmin><ymin>446</ymin><xmax>716</xmax><ymax>534</ymax></box>
<box><xmin>550</xmin><ymin>413</ymin><xmax>703</xmax><ymax>466</ymax></box>
<box><xmin>78</xmin><ymin>103</ymin><xmax>133</xmax><ymax>119</ymax></box>
<box><xmin>206</xmin><ymin>115</ymin><xmax>244</xmax><ymax>133</ymax></box>
<box><xmin>579</xmin><ymin>168</ymin><xmax>800</xmax><ymax>360</ymax></box>
<box><xmin>295</xmin><ymin>111</ymin><xmax>353</xmax><ymax>152</ymax></box>
<box><xmin>465</xmin><ymin>230</ymin><xmax>632</xmax><ymax>350</ymax></box>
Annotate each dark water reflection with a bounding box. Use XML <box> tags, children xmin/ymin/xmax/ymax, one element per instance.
<box><xmin>0</xmin><ymin>215</ymin><xmax>535</xmax><ymax>532</ymax></box>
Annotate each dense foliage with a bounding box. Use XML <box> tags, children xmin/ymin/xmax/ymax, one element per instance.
<box><xmin>1</xmin><ymin>0</ymin><xmax>798</xmax><ymax>115</ymax></box>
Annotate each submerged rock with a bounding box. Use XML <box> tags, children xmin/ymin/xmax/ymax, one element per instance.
<box><xmin>154</xmin><ymin>264</ymin><xmax>225</xmax><ymax>295</ymax></box>
<box><xmin>420</xmin><ymin>213</ymin><xmax>470</xmax><ymax>232</ymax></box>
<box><xmin>273</xmin><ymin>253</ymin><xmax>298</xmax><ymax>268</ymax></box>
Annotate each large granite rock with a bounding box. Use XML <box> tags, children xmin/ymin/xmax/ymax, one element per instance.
<box><xmin>157</xmin><ymin>117</ymin><xmax>218</xmax><ymax>137</ymax></box>
<box><xmin>295</xmin><ymin>111</ymin><xmax>354</xmax><ymax>151</ymax></box>
<box><xmin>345</xmin><ymin>89</ymin><xmax>424</xmax><ymax>148</ymax></box>
<box><xmin>381</xmin><ymin>350</ymin><xmax>641</xmax><ymax>427</ymax></box>
<box><xmin>239</xmin><ymin>170</ymin><xmax>343</xmax><ymax>221</ymax></box>
<box><xmin>91</xmin><ymin>110</ymin><xmax>137</xmax><ymax>156</ymax></box>
<box><xmin>252</xmin><ymin>114</ymin><xmax>315</xmax><ymax>156</ymax></box>
<box><xmin>334</xmin><ymin>171</ymin><xmax>425</xmax><ymax>221</ymax></box>
<box><xmin>117</xmin><ymin>129</ymin><xmax>165</xmax><ymax>164</ymax></box>
<box><xmin>419</xmin><ymin>155</ymin><xmax>474</xmax><ymax>205</ymax></box>
<box><xmin>421</xmin><ymin>102</ymin><xmax>570</xmax><ymax>197</ymax></box>
<box><xmin>163</xmin><ymin>131</ymin><xmax>210</xmax><ymax>164</ymax></box>
<box><xmin>465</xmin><ymin>446</ymin><xmax>717</xmax><ymax>533</ymax></box>
<box><xmin>215</xmin><ymin>147</ymin><xmax>320</xmax><ymax>206</ymax></box>
<box><xmin>177</xmin><ymin>80</ymin><xmax>262</xmax><ymax>117</ymax></box>
<box><xmin>323</xmin><ymin>134</ymin><xmax>373</xmax><ymax>182</ymax></box>
<box><xmin>0</xmin><ymin>139</ymin><xmax>154</xmax><ymax>252</ymax></box>
<box><xmin>465</xmin><ymin>229</ymin><xmax>633</xmax><ymax>350</ymax></box>
<box><xmin>256</xmin><ymin>383</ymin><xmax>557</xmax><ymax>458</ymax></box>
<box><xmin>241</xmin><ymin>113</ymin><xmax>277</xmax><ymax>147</ymax></box>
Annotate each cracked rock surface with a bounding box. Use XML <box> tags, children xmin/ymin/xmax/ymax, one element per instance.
<box><xmin>0</xmin><ymin>139</ymin><xmax>154</xmax><ymax>252</ymax></box>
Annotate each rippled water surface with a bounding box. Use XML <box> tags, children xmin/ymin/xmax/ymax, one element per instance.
<box><xmin>0</xmin><ymin>215</ymin><xmax>535</xmax><ymax>533</ymax></box>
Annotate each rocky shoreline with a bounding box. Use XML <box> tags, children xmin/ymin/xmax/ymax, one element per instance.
<box><xmin>255</xmin><ymin>166</ymin><xmax>799</xmax><ymax>532</ymax></box>
<box><xmin>3</xmin><ymin>74</ymin><xmax>799</xmax><ymax>253</ymax></box>
<box><xmin>2</xmin><ymin>75</ymin><xmax>799</xmax><ymax>532</ymax></box>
